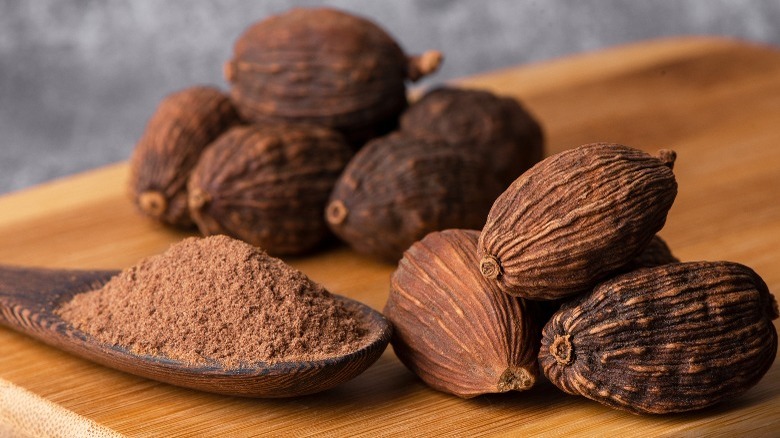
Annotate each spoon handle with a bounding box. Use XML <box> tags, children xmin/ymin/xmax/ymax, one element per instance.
<box><xmin>0</xmin><ymin>265</ymin><xmax>118</xmax><ymax>333</ymax></box>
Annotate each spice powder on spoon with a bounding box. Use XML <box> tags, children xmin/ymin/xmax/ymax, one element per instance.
<box><xmin>57</xmin><ymin>235</ymin><xmax>369</xmax><ymax>369</ymax></box>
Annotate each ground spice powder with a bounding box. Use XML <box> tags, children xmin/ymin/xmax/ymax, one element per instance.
<box><xmin>57</xmin><ymin>235</ymin><xmax>368</xmax><ymax>368</ymax></box>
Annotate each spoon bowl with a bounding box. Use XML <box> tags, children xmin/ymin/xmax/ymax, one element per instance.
<box><xmin>0</xmin><ymin>265</ymin><xmax>392</xmax><ymax>397</ymax></box>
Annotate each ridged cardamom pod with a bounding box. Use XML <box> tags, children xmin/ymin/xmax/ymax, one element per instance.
<box><xmin>400</xmin><ymin>87</ymin><xmax>544</xmax><ymax>188</ymax></box>
<box><xmin>326</xmin><ymin>133</ymin><xmax>504</xmax><ymax>262</ymax></box>
<box><xmin>188</xmin><ymin>124</ymin><xmax>352</xmax><ymax>255</ymax></box>
<box><xmin>128</xmin><ymin>86</ymin><xmax>240</xmax><ymax>227</ymax></box>
<box><xmin>539</xmin><ymin>261</ymin><xmax>779</xmax><ymax>414</ymax></box>
<box><xmin>225</xmin><ymin>7</ymin><xmax>442</xmax><ymax>148</ymax></box>
<box><xmin>537</xmin><ymin>235</ymin><xmax>680</xmax><ymax>326</ymax></box>
<box><xmin>385</xmin><ymin>229</ymin><xmax>540</xmax><ymax>398</ymax></box>
<box><xmin>478</xmin><ymin>143</ymin><xmax>678</xmax><ymax>300</ymax></box>
<box><xmin>622</xmin><ymin>235</ymin><xmax>679</xmax><ymax>272</ymax></box>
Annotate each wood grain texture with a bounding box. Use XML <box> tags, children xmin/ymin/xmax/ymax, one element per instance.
<box><xmin>1</xmin><ymin>37</ymin><xmax>779</xmax><ymax>436</ymax></box>
<box><xmin>0</xmin><ymin>378</ymin><xmax>123</xmax><ymax>438</ymax></box>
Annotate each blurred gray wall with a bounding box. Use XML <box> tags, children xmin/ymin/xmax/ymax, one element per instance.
<box><xmin>2</xmin><ymin>0</ymin><xmax>779</xmax><ymax>194</ymax></box>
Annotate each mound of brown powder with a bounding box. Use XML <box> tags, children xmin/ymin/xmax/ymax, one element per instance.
<box><xmin>57</xmin><ymin>235</ymin><xmax>368</xmax><ymax>368</ymax></box>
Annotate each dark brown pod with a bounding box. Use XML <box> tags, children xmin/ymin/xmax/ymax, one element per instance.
<box><xmin>188</xmin><ymin>124</ymin><xmax>352</xmax><ymax>255</ymax></box>
<box><xmin>478</xmin><ymin>143</ymin><xmax>678</xmax><ymax>300</ymax></box>
<box><xmin>326</xmin><ymin>133</ymin><xmax>503</xmax><ymax>262</ymax></box>
<box><xmin>537</xmin><ymin>236</ymin><xmax>677</xmax><ymax>330</ymax></box>
<box><xmin>540</xmin><ymin>261</ymin><xmax>778</xmax><ymax>415</ymax></box>
<box><xmin>385</xmin><ymin>229</ymin><xmax>540</xmax><ymax>398</ymax></box>
<box><xmin>622</xmin><ymin>235</ymin><xmax>679</xmax><ymax>271</ymax></box>
<box><xmin>225</xmin><ymin>7</ymin><xmax>443</xmax><ymax>148</ymax></box>
<box><xmin>129</xmin><ymin>86</ymin><xmax>240</xmax><ymax>227</ymax></box>
<box><xmin>401</xmin><ymin>87</ymin><xmax>544</xmax><ymax>188</ymax></box>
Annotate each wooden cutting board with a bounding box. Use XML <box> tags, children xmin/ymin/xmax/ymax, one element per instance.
<box><xmin>1</xmin><ymin>37</ymin><xmax>779</xmax><ymax>436</ymax></box>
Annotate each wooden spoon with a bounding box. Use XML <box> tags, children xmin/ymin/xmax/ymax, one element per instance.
<box><xmin>0</xmin><ymin>265</ymin><xmax>392</xmax><ymax>398</ymax></box>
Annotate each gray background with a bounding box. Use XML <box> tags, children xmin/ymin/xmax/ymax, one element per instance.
<box><xmin>2</xmin><ymin>0</ymin><xmax>779</xmax><ymax>194</ymax></box>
